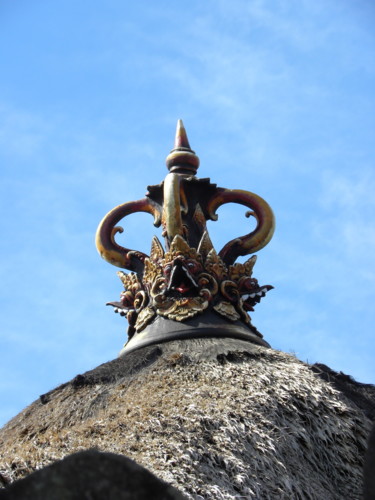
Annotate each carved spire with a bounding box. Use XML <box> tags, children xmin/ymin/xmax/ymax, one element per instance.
<box><xmin>96</xmin><ymin>120</ymin><xmax>275</xmax><ymax>356</ymax></box>
<box><xmin>165</xmin><ymin>119</ymin><xmax>200</xmax><ymax>175</ymax></box>
<box><xmin>174</xmin><ymin>118</ymin><xmax>191</xmax><ymax>149</ymax></box>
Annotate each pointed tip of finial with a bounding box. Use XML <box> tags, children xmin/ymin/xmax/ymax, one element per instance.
<box><xmin>166</xmin><ymin>120</ymin><xmax>200</xmax><ymax>175</ymax></box>
<box><xmin>175</xmin><ymin>119</ymin><xmax>191</xmax><ymax>149</ymax></box>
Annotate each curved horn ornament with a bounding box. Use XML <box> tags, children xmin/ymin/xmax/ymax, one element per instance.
<box><xmin>95</xmin><ymin>198</ymin><xmax>161</xmax><ymax>273</ymax></box>
<box><xmin>206</xmin><ymin>188</ymin><xmax>275</xmax><ymax>265</ymax></box>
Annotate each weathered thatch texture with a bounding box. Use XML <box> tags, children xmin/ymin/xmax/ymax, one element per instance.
<box><xmin>0</xmin><ymin>339</ymin><xmax>373</xmax><ymax>499</ymax></box>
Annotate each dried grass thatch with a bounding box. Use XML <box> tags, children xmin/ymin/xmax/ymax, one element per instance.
<box><xmin>0</xmin><ymin>338</ymin><xmax>373</xmax><ymax>499</ymax></box>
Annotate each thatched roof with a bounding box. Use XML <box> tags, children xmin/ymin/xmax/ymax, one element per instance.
<box><xmin>0</xmin><ymin>338</ymin><xmax>373</xmax><ymax>499</ymax></box>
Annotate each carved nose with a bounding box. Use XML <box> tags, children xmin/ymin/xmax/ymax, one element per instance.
<box><xmin>173</xmin><ymin>258</ymin><xmax>184</xmax><ymax>267</ymax></box>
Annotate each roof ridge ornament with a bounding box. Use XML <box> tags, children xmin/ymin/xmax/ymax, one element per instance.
<box><xmin>166</xmin><ymin>119</ymin><xmax>200</xmax><ymax>175</ymax></box>
<box><xmin>96</xmin><ymin>120</ymin><xmax>275</xmax><ymax>355</ymax></box>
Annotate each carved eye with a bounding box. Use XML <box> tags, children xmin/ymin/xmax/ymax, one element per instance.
<box><xmin>186</xmin><ymin>260</ymin><xmax>201</xmax><ymax>273</ymax></box>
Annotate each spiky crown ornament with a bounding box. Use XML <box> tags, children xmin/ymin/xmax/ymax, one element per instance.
<box><xmin>96</xmin><ymin>120</ymin><xmax>275</xmax><ymax>355</ymax></box>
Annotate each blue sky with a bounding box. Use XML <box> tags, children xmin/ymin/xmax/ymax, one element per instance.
<box><xmin>1</xmin><ymin>0</ymin><xmax>374</xmax><ymax>426</ymax></box>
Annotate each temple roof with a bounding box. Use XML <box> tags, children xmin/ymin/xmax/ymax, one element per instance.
<box><xmin>0</xmin><ymin>338</ymin><xmax>373</xmax><ymax>499</ymax></box>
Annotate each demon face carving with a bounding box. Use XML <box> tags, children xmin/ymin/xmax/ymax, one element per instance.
<box><xmin>142</xmin><ymin>234</ymin><xmax>216</xmax><ymax>323</ymax></box>
<box><xmin>108</xmin><ymin>231</ymin><xmax>272</xmax><ymax>339</ymax></box>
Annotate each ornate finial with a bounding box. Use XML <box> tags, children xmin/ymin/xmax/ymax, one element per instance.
<box><xmin>96</xmin><ymin>121</ymin><xmax>275</xmax><ymax>355</ymax></box>
<box><xmin>165</xmin><ymin>119</ymin><xmax>200</xmax><ymax>175</ymax></box>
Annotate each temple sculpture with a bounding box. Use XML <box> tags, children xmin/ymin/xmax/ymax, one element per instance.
<box><xmin>96</xmin><ymin>120</ymin><xmax>275</xmax><ymax>354</ymax></box>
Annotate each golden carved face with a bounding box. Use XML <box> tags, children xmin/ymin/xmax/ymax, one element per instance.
<box><xmin>108</xmin><ymin>232</ymin><xmax>272</xmax><ymax>339</ymax></box>
<box><xmin>142</xmin><ymin>235</ymin><xmax>211</xmax><ymax>323</ymax></box>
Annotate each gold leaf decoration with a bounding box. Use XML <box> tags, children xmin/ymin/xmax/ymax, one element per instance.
<box><xmin>157</xmin><ymin>296</ymin><xmax>209</xmax><ymax>321</ymax></box>
<box><xmin>243</xmin><ymin>255</ymin><xmax>257</xmax><ymax>276</ymax></box>
<box><xmin>135</xmin><ymin>307</ymin><xmax>156</xmax><ymax>332</ymax></box>
<box><xmin>165</xmin><ymin>235</ymin><xmax>200</xmax><ymax>264</ymax></box>
<box><xmin>197</xmin><ymin>231</ymin><xmax>214</xmax><ymax>261</ymax></box>
<box><xmin>205</xmin><ymin>249</ymin><xmax>227</xmax><ymax>282</ymax></box>
<box><xmin>214</xmin><ymin>301</ymin><xmax>240</xmax><ymax>322</ymax></box>
<box><xmin>150</xmin><ymin>236</ymin><xmax>165</xmax><ymax>262</ymax></box>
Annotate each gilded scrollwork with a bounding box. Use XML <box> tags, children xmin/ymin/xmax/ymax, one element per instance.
<box><xmin>108</xmin><ymin>231</ymin><xmax>273</xmax><ymax>335</ymax></box>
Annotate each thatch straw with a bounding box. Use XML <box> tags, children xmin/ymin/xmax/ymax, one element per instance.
<box><xmin>0</xmin><ymin>338</ymin><xmax>373</xmax><ymax>499</ymax></box>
